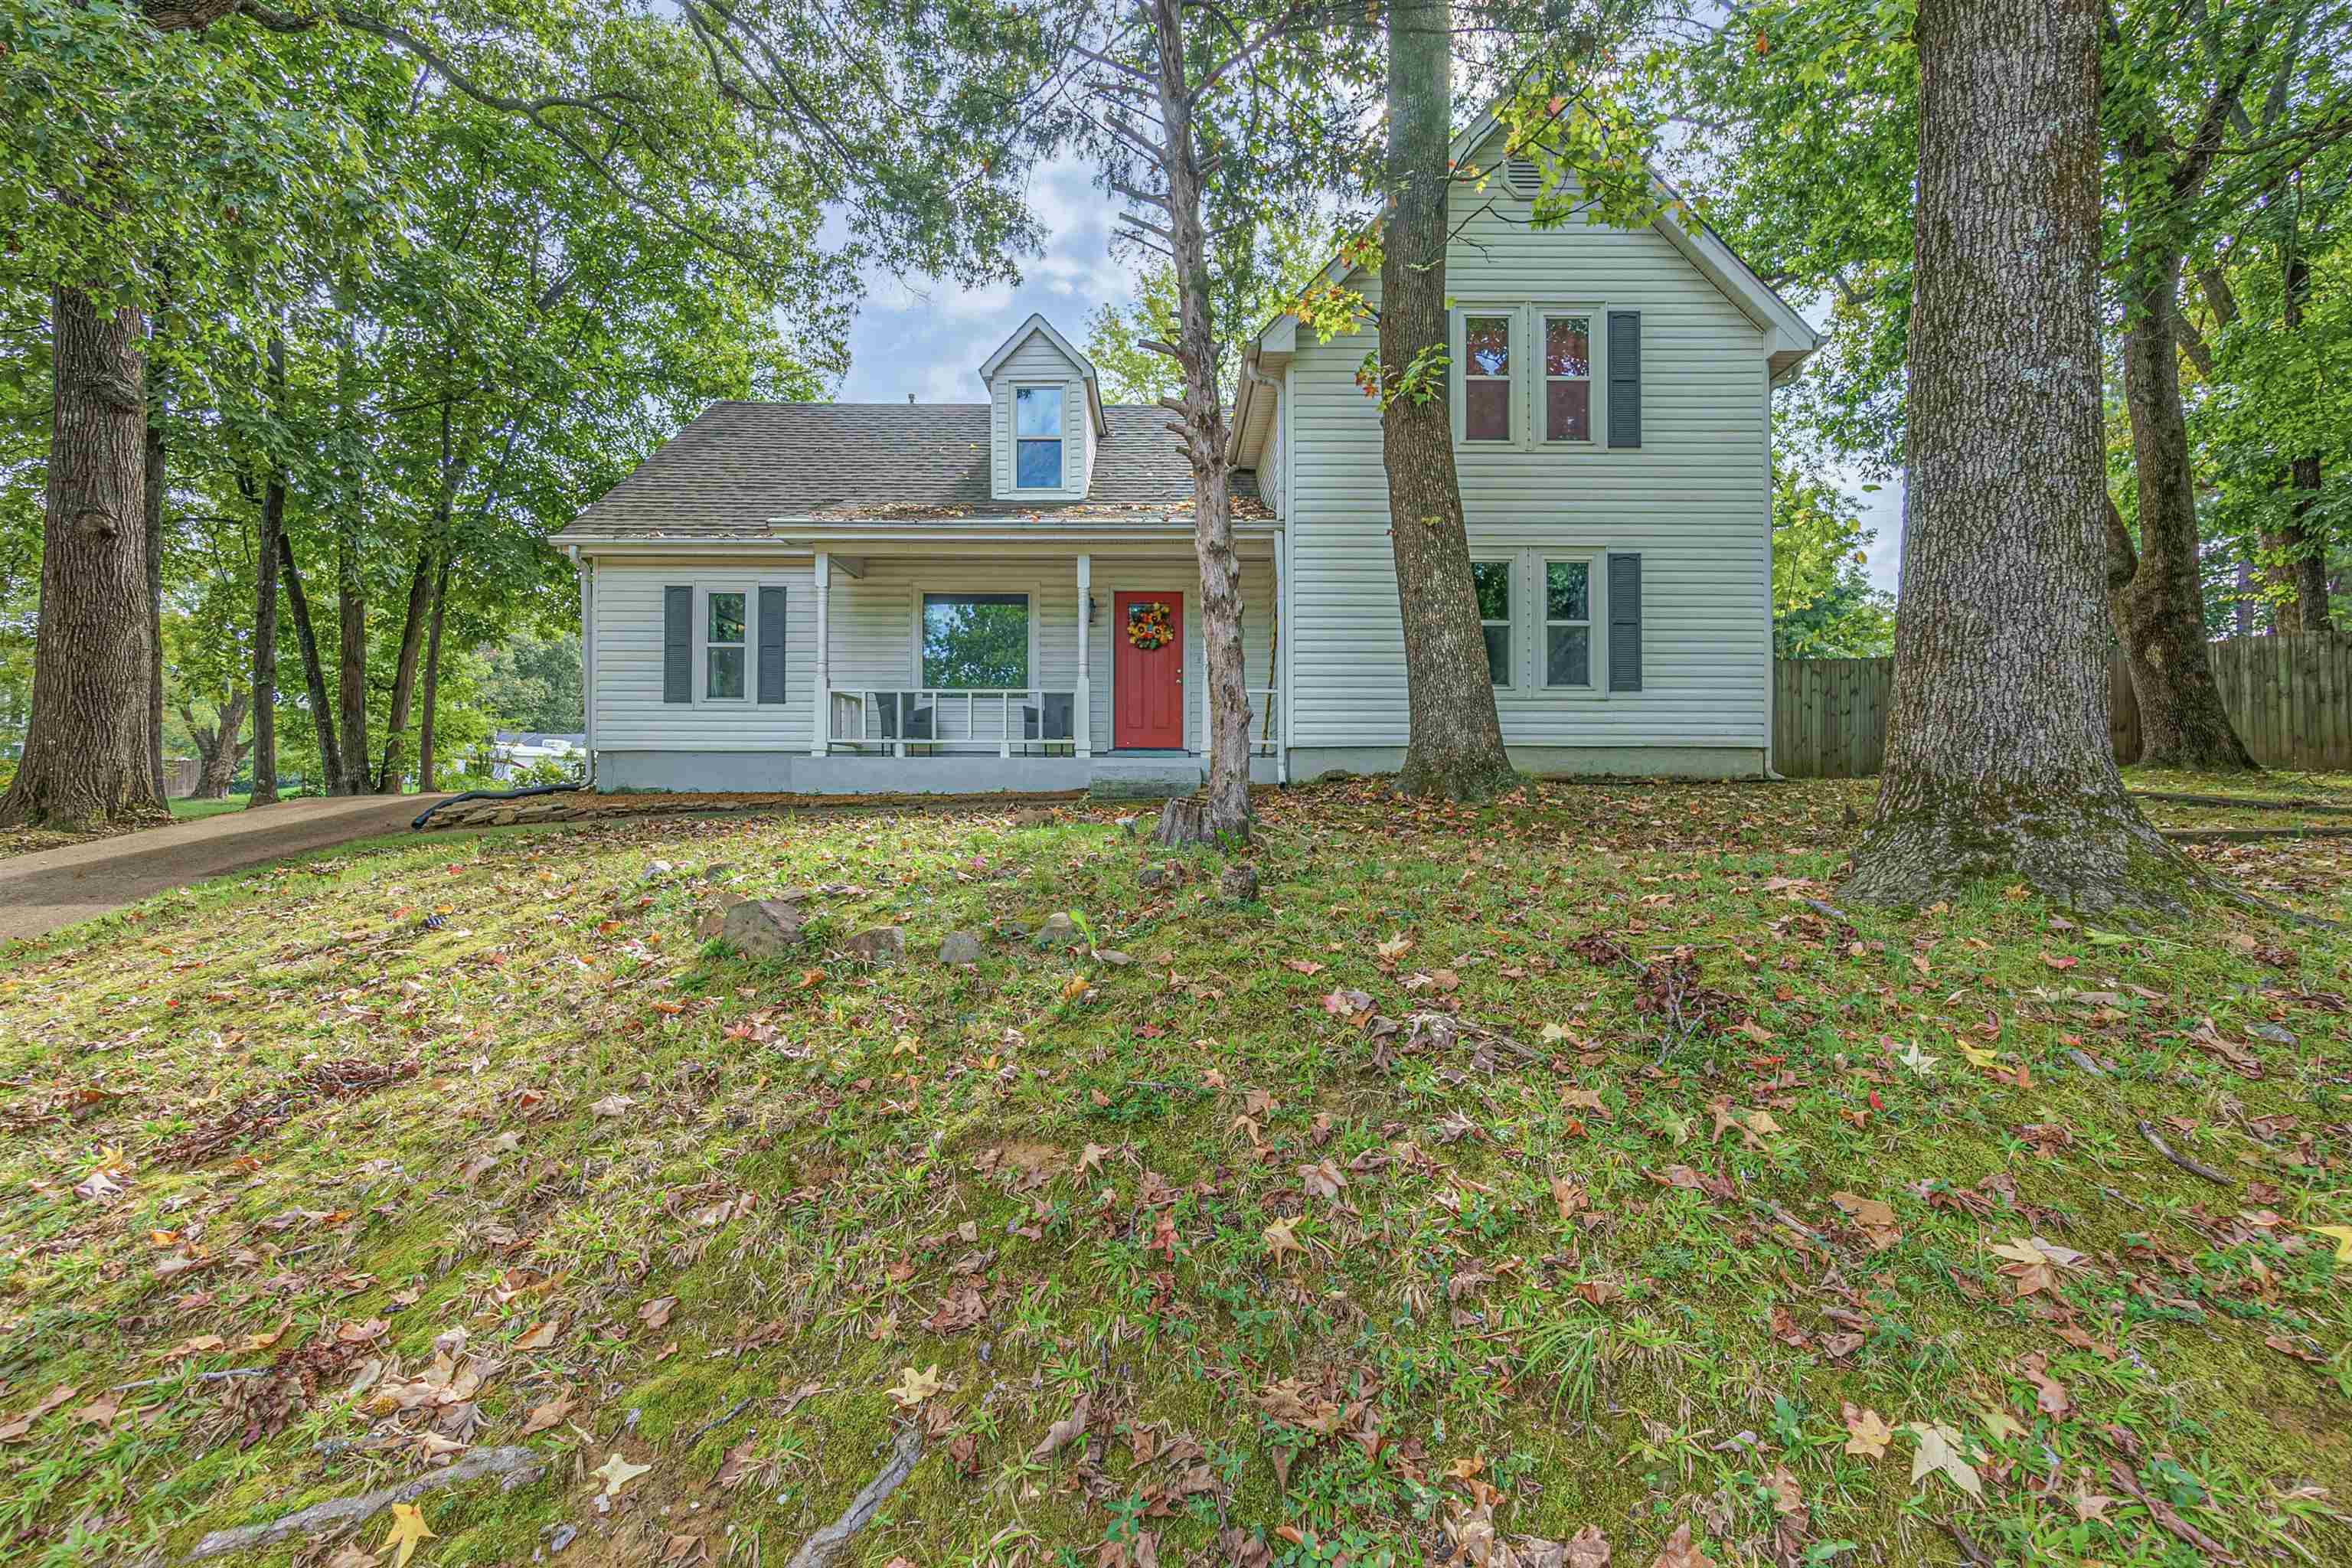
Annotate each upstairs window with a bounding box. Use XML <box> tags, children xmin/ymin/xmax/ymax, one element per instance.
<box><xmin>1462</xmin><ymin>315</ymin><xmax>1513</xmax><ymax>441</ymax></box>
<box><xmin>1544</xmin><ymin>315</ymin><xmax>1592</xmax><ymax>442</ymax></box>
<box><xmin>705</xmin><ymin>590</ymin><xmax>747</xmax><ymax>700</ymax></box>
<box><xmin>1014</xmin><ymin>387</ymin><xmax>1063</xmax><ymax>488</ymax></box>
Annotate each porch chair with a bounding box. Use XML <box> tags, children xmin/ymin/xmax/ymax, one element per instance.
<box><xmin>1021</xmin><ymin>692</ymin><xmax>1075</xmax><ymax>757</ymax></box>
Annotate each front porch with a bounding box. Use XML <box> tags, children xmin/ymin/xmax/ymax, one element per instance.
<box><xmin>806</xmin><ymin>542</ymin><xmax>1280</xmax><ymax>774</ymax></box>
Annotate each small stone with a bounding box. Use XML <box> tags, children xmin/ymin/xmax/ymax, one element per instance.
<box><xmin>1219</xmin><ymin>864</ymin><xmax>1259</xmax><ymax>901</ymax></box>
<box><xmin>694</xmin><ymin>910</ymin><xmax>725</xmax><ymax>942</ymax></box>
<box><xmin>648</xmin><ymin>860</ymin><xmax>674</xmax><ymax>877</ymax></box>
<box><xmin>1093</xmin><ymin>949</ymin><xmax>1133</xmax><ymax>966</ymax></box>
<box><xmin>936</xmin><ymin>930</ymin><xmax>984</xmax><ymax>966</ymax></box>
<box><xmin>490</xmin><ymin>807</ymin><xmax>519</xmax><ymax>825</ymax></box>
<box><xmin>1011</xmin><ymin>808</ymin><xmax>1057</xmax><ymax>829</ymax></box>
<box><xmin>703</xmin><ymin>864</ymin><xmax>733</xmax><ymax>880</ymax></box>
<box><xmin>1033</xmin><ymin>913</ymin><xmax>1076</xmax><ymax>947</ymax></box>
<box><xmin>549</xmin><ymin>1523</ymin><xmax>577</xmax><ymax>1553</ymax></box>
<box><xmin>719</xmin><ymin>899</ymin><xmax>805</xmax><ymax>958</ymax></box>
<box><xmin>845</xmin><ymin>926</ymin><xmax>906</xmax><ymax>964</ymax></box>
<box><xmin>1136</xmin><ymin>866</ymin><xmax>1169</xmax><ymax>890</ymax></box>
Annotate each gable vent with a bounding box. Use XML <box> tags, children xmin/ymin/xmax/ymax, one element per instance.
<box><xmin>1506</xmin><ymin>156</ymin><xmax>1544</xmax><ymax>196</ymax></box>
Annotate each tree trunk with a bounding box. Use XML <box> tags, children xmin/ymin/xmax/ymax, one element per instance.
<box><xmin>2268</xmin><ymin>244</ymin><xmax>2329</xmax><ymax>633</ymax></box>
<box><xmin>1142</xmin><ymin>0</ymin><xmax>1250</xmax><ymax>844</ymax></box>
<box><xmin>1378</xmin><ymin>0</ymin><xmax>1515</xmax><ymax>802</ymax></box>
<box><xmin>1845</xmin><ymin>0</ymin><xmax>2193</xmax><ymax>912</ymax></box>
<box><xmin>279</xmin><ymin>530</ymin><xmax>344</xmax><ymax>789</ymax></box>
<box><xmin>2111</xmin><ymin>271</ymin><xmax>2256</xmax><ymax>770</ymax></box>
<box><xmin>248</xmin><ymin>482</ymin><xmax>285</xmax><ymax>806</ymax></box>
<box><xmin>334</xmin><ymin>307</ymin><xmax>370</xmax><ymax>796</ymax></box>
<box><xmin>0</xmin><ymin>289</ymin><xmax>165</xmax><ymax>831</ymax></box>
<box><xmin>418</xmin><ymin>551</ymin><xmax>452</xmax><ymax>790</ymax></box>
<box><xmin>185</xmin><ymin>688</ymin><xmax>250</xmax><ymax>798</ymax></box>
<box><xmin>145</xmin><ymin>348</ymin><xmax>168</xmax><ymax>804</ymax></box>
<box><xmin>374</xmin><ymin>547</ymin><xmax>435</xmax><ymax>792</ymax></box>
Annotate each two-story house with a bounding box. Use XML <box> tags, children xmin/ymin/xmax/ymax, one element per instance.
<box><xmin>553</xmin><ymin>112</ymin><xmax>1818</xmax><ymax>794</ymax></box>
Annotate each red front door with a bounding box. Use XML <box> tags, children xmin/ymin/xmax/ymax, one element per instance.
<box><xmin>1112</xmin><ymin>591</ymin><xmax>1185</xmax><ymax>750</ymax></box>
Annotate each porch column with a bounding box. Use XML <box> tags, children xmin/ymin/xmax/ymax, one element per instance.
<box><xmin>1074</xmin><ymin>554</ymin><xmax>1092</xmax><ymax>760</ymax></box>
<box><xmin>809</xmin><ymin>551</ymin><xmax>830</xmax><ymax>757</ymax></box>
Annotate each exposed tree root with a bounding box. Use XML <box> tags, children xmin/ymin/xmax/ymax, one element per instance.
<box><xmin>1844</xmin><ymin>792</ymin><xmax>2213</xmax><ymax>916</ymax></box>
<box><xmin>2132</xmin><ymin>791</ymin><xmax>2352</xmax><ymax>815</ymax></box>
<box><xmin>2161</xmin><ymin>825</ymin><xmax>2352</xmax><ymax>844</ymax></box>
<box><xmin>784</xmin><ymin>1426</ymin><xmax>923</xmax><ymax>1568</ymax></box>
<box><xmin>184</xmin><ymin>1445</ymin><xmax>543</xmax><ymax>1560</ymax></box>
<box><xmin>2135</xmin><ymin>1120</ymin><xmax>2232</xmax><ymax>1186</ymax></box>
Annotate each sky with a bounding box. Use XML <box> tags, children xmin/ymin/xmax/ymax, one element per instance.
<box><xmin>834</xmin><ymin>156</ymin><xmax>1907</xmax><ymax>594</ymax></box>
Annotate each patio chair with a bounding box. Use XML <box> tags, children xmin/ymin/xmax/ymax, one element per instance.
<box><xmin>1021</xmin><ymin>692</ymin><xmax>1074</xmax><ymax>756</ymax></box>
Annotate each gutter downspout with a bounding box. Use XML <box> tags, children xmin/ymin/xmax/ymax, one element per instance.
<box><xmin>569</xmin><ymin>547</ymin><xmax>596</xmax><ymax>790</ymax></box>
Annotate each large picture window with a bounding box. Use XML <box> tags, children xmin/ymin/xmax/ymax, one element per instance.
<box><xmin>1014</xmin><ymin>387</ymin><xmax>1063</xmax><ymax>489</ymax></box>
<box><xmin>922</xmin><ymin>593</ymin><xmax>1031</xmax><ymax>689</ymax></box>
<box><xmin>705</xmin><ymin>590</ymin><xmax>747</xmax><ymax>700</ymax></box>
<box><xmin>1471</xmin><ymin>560</ymin><xmax>1514</xmax><ymax>688</ymax></box>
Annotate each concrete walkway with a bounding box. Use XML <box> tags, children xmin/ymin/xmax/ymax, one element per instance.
<box><xmin>0</xmin><ymin>794</ymin><xmax>447</xmax><ymax>944</ymax></box>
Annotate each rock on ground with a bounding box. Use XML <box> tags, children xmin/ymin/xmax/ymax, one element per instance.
<box><xmin>845</xmin><ymin>926</ymin><xmax>906</xmax><ymax>964</ymax></box>
<box><xmin>1033</xmin><ymin>913</ymin><xmax>1076</xmax><ymax>947</ymax></box>
<box><xmin>1219</xmin><ymin>865</ymin><xmax>1259</xmax><ymax>901</ymax></box>
<box><xmin>936</xmin><ymin>931</ymin><xmax>984</xmax><ymax>966</ymax></box>
<box><xmin>720</xmin><ymin>899</ymin><xmax>805</xmax><ymax>957</ymax></box>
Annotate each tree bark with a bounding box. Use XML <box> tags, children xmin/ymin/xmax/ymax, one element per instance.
<box><xmin>2268</xmin><ymin>243</ymin><xmax>2329</xmax><ymax>633</ymax></box>
<box><xmin>2112</xmin><ymin>269</ymin><xmax>2256</xmax><ymax>769</ymax></box>
<box><xmin>419</xmin><ymin>551</ymin><xmax>452</xmax><ymax>790</ymax></box>
<box><xmin>279</xmin><ymin>530</ymin><xmax>344</xmax><ymax>789</ymax></box>
<box><xmin>1378</xmin><ymin>0</ymin><xmax>1515</xmax><ymax>802</ymax></box>
<box><xmin>334</xmin><ymin>305</ymin><xmax>370</xmax><ymax>795</ymax></box>
<box><xmin>374</xmin><ymin>547</ymin><xmax>435</xmax><ymax>792</ymax></box>
<box><xmin>248</xmin><ymin>470</ymin><xmax>285</xmax><ymax>805</ymax></box>
<box><xmin>0</xmin><ymin>289</ymin><xmax>166</xmax><ymax>831</ymax></box>
<box><xmin>183</xmin><ymin>688</ymin><xmax>250</xmax><ymax>798</ymax></box>
<box><xmin>145</xmin><ymin>346</ymin><xmax>168</xmax><ymax>804</ymax></box>
<box><xmin>1846</xmin><ymin>0</ymin><xmax>2193</xmax><ymax>912</ymax></box>
<box><xmin>1140</xmin><ymin>0</ymin><xmax>1250</xmax><ymax>844</ymax></box>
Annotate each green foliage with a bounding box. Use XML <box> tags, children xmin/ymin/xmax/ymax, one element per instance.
<box><xmin>474</xmin><ymin>633</ymin><xmax>584</xmax><ymax>733</ymax></box>
<box><xmin>1772</xmin><ymin>466</ymin><xmax>1893</xmax><ymax>658</ymax></box>
<box><xmin>1084</xmin><ymin>220</ymin><xmax>1330</xmax><ymax>407</ymax></box>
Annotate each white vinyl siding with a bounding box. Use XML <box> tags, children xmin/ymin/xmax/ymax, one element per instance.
<box><xmin>1284</xmin><ymin>128</ymin><xmax>1775</xmax><ymax>752</ymax></box>
<box><xmin>593</xmin><ymin>565</ymin><xmax>813</xmax><ymax>749</ymax></box>
<box><xmin>591</xmin><ymin>554</ymin><xmax>1275</xmax><ymax>756</ymax></box>
<box><xmin>987</xmin><ymin>331</ymin><xmax>1091</xmax><ymax>501</ymax></box>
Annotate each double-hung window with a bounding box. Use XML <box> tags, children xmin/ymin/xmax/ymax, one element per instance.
<box><xmin>1542</xmin><ymin>314</ymin><xmax>1593</xmax><ymax>443</ymax></box>
<box><xmin>1544</xmin><ymin>560</ymin><xmax>1592</xmax><ymax>687</ymax></box>
<box><xmin>1462</xmin><ymin>315</ymin><xmax>1514</xmax><ymax>443</ymax></box>
<box><xmin>1471</xmin><ymin>560</ymin><xmax>1514</xmax><ymax>688</ymax></box>
<box><xmin>705</xmin><ymin>590</ymin><xmax>747</xmax><ymax>701</ymax></box>
<box><xmin>1014</xmin><ymin>387</ymin><xmax>1063</xmax><ymax>489</ymax></box>
<box><xmin>1452</xmin><ymin>305</ymin><xmax>1606</xmax><ymax>449</ymax></box>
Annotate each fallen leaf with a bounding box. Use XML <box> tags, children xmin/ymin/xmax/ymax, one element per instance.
<box><xmin>1027</xmin><ymin>1392</ymin><xmax>1090</xmax><ymax>1462</ymax></box>
<box><xmin>1263</xmin><ymin>1217</ymin><xmax>1304</xmax><ymax>1266</ymax></box>
<box><xmin>1648</xmin><ymin>1523</ymin><xmax>1705</xmax><ymax>1568</ymax></box>
<box><xmin>1907</xmin><ymin>1423</ymin><xmax>1982</xmax><ymax>1498</ymax></box>
<box><xmin>1566</xmin><ymin>1523</ymin><xmax>1610</xmax><ymax>1568</ymax></box>
<box><xmin>1842</xmin><ymin>1403</ymin><xmax>1892</xmax><ymax>1459</ymax></box>
<box><xmin>593</xmin><ymin>1452</ymin><xmax>652</xmax><ymax>1498</ymax></box>
<box><xmin>2310</xmin><ymin>1224</ymin><xmax>2352</xmax><ymax>1264</ymax></box>
<box><xmin>520</xmin><ymin>1393</ymin><xmax>573</xmax><ymax>1435</ymax></box>
<box><xmin>887</xmin><ymin>1364</ymin><xmax>943</xmax><ymax>1407</ymax></box>
<box><xmin>637</xmin><ymin>1296</ymin><xmax>677</xmax><ymax>1330</ymax></box>
<box><xmin>381</xmin><ymin>1502</ymin><xmax>435</xmax><ymax>1568</ymax></box>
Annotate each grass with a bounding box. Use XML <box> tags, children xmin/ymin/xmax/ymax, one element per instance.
<box><xmin>0</xmin><ymin>774</ymin><xmax>2347</xmax><ymax>1568</ymax></box>
<box><xmin>169</xmin><ymin>794</ymin><xmax>252</xmax><ymax>822</ymax></box>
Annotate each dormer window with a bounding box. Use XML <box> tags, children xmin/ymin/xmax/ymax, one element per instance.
<box><xmin>1014</xmin><ymin>387</ymin><xmax>1063</xmax><ymax>488</ymax></box>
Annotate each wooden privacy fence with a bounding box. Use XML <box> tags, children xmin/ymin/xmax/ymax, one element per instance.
<box><xmin>1772</xmin><ymin>634</ymin><xmax>2352</xmax><ymax>778</ymax></box>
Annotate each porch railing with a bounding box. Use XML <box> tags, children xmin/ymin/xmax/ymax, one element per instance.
<box><xmin>830</xmin><ymin>688</ymin><xmax>1080</xmax><ymax>758</ymax></box>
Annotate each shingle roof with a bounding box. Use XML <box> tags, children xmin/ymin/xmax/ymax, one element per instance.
<box><xmin>557</xmin><ymin>403</ymin><xmax>1266</xmax><ymax>541</ymax></box>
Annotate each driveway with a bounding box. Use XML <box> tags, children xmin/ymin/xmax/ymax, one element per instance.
<box><xmin>0</xmin><ymin>794</ymin><xmax>448</xmax><ymax>945</ymax></box>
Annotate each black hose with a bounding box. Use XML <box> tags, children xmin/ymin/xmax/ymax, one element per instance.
<box><xmin>410</xmin><ymin>782</ymin><xmax>583</xmax><ymax>831</ymax></box>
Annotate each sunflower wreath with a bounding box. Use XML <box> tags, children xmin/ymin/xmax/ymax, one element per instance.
<box><xmin>1125</xmin><ymin>600</ymin><xmax>1174</xmax><ymax>651</ymax></box>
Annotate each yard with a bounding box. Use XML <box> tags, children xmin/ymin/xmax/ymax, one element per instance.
<box><xmin>2</xmin><ymin>775</ymin><xmax>2347</xmax><ymax>1568</ymax></box>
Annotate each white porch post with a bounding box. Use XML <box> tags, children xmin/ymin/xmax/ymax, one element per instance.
<box><xmin>1199</xmin><ymin>635</ymin><xmax>1210</xmax><ymax>759</ymax></box>
<box><xmin>810</xmin><ymin>551</ymin><xmax>830</xmax><ymax>757</ymax></box>
<box><xmin>1074</xmin><ymin>554</ymin><xmax>1092</xmax><ymax>760</ymax></box>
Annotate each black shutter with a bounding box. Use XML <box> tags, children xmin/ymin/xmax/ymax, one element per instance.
<box><xmin>1608</xmin><ymin>553</ymin><xmax>1642</xmax><ymax>693</ymax></box>
<box><xmin>1607</xmin><ymin>311</ymin><xmax>1642</xmax><ymax>449</ymax></box>
<box><xmin>756</xmin><ymin>586</ymin><xmax>786</xmax><ymax>704</ymax></box>
<box><xmin>663</xmin><ymin>585</ymin><xmax>692</xmax><ymax>704</ymax></box>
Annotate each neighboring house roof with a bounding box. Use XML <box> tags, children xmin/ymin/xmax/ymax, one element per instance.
<box><xmin>556</xmin><ymin>403</ymin><xmax>1264</xmax><ymax>543</ymax></box>
<box><xmin>495</xmin><ymin>732</ymin><xmax>585</xmax><ymax>749</ymax></box>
